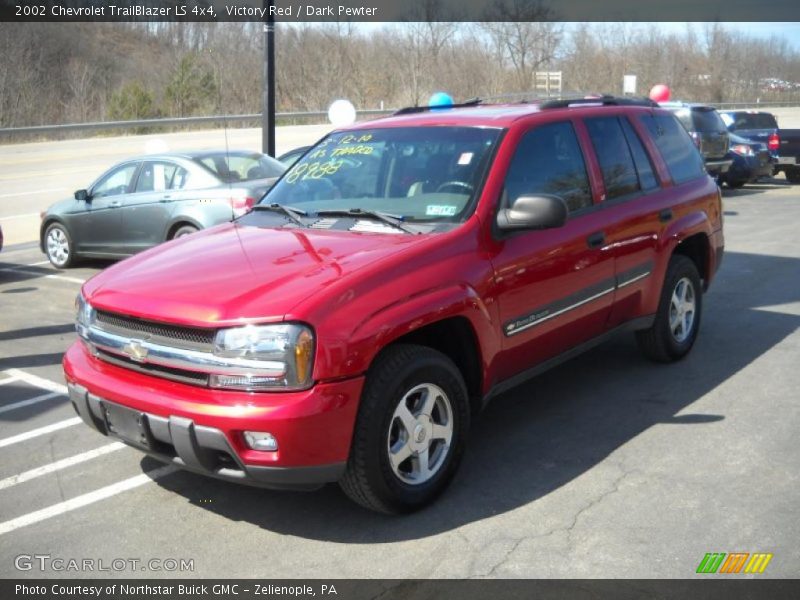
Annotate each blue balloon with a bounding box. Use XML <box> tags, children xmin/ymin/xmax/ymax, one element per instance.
<box><xmin>428</xmin><ymin>92</ymin><xmax>454</xmax><ymax>109</ymax></box>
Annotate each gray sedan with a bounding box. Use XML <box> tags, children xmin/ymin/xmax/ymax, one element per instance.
<box><xmin>39</xmin><ymin>150</ymin><xmax>285</xmax><ymax>268</ymax></box>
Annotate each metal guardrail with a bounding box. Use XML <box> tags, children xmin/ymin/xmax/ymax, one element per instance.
<box><xmin>707</xmin><ymin>101</ymin><xmax>800</xmax><ymax>110</ymax></box>
<box><xmin>0</xmin><ymin>109</ymin><xmax>396</xmax><ymax>137</ymax></box>
<box><xmin>3</xmin><ymin>101</ymin><xmax>800</xmax><ymax>138</ymax></box>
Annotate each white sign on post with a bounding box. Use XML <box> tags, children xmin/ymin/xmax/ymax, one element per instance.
<box><xmin>623</xmin><ymin>75</ymin><xmax>637</xmax><ymax>95</ymax></box>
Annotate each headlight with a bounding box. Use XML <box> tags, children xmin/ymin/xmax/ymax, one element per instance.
<box><xmin>211</xmin><ymin>323</ymin><xmax>315</xmax><ymax>390</ymax></box>
<box><xmin>75</xmin><ymin>293</ymin><xmax>94</xmax><ymax>337</ymax></box>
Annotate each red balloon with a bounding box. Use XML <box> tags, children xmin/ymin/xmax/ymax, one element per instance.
<box><xmin>649</xmin><ymin>84</ymin><xmax>671</xmax><ymax>103</ymax></box>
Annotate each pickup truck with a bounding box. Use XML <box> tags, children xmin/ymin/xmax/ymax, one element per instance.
<box><xmin>64</xmin><ymin>96</ymin><xmax>724</xmax><ymax>514</ymax></box>
<box><xmin>719</xmin><ymin>110</ymin><xmax>800</xmax><ymax>183</ymax></box>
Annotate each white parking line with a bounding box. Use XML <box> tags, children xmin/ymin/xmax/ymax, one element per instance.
<box><xmin>0</xmin><ymin>465</ymin><xmax>176</xmax><ymax>536</ymax></box>
<box><xmin>0</xmin><ymin>377</ymin><xmax>19</xmax><ymax>387</ymax></box>
<box><xmin>0</xmin><ymin>442</ymin><xmax>125</xmax><ymax>491</ymax></box>
<box><xmin>0</xmin><ymin>188</ymin><xmax>66</xmax><ymax>200</ymax></box>
<box><xmin>0</xmin><ymin>267</ymin><xmax>84</xmax><ymax>284</ymax></box>
<box><xmin>4</xmin><ymin>368</ymin><xmax>67</xmax><ymax>394</ymax></box>
<box><xmin>0</xmin><ymin>392</ymin><xmax>62</xmax><ymax>415</ymax></box>
<box><xmin>0</xmin><ymin>212</ymin><xmax>39</xmax><ymax>221</ymax></box>
<box><xmin>0</xmin><ymin>417</ymin><xmax>81</xmax><ymax>449</ymax></box>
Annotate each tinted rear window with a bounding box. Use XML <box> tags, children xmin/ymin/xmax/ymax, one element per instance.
<box><xmin>585</xmin><ymin>117</ymin><xmax>639</xmax><ymax>200</ymax></box>
<box><xmin>620</xmin><ymin>118</ymin><xmax>659</xmax><ymax>191</ymax></box>
<box><xmin>641</xmin><ymin>114</ymin><xmax>706</xmax><ymax>184</ymax></box>
<box><xmin>691</xmin><ymin>108</ymin><xmax>726</xmax><ymax>132</ymax></box>
<box><xmin>722</xmin><ymin>112</ymin><xmax>778</xmax><ymax>131</ymax></box>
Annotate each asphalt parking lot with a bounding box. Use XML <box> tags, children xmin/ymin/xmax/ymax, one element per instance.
<box><xmin>0</xmin><ymin>177</ymin><xmax>798</xmax><ymax>579</ymax></box>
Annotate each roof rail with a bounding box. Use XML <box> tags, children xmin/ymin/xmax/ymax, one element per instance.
<box><xmin>393</xmin><ymin>97</ymin><xmax>482</xmax><ymax>116</ymax></box>
<box><xmin>540</xmin><ymin>95</ymin><xmax>659</xmax><ymax>109</ymax></box>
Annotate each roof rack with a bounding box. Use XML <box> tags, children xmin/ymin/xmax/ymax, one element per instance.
<box><xmin>540</xmin><ymin>95</ymin><xmax>659</xmax><ymax>109</ymax></box>
<box><xmin>393</xmin><ymin>97</ymin><xmax>482</xmax><ymax>116</ymax></box>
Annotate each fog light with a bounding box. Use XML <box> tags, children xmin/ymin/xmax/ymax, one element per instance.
<box><xmin>243</xmin><ymin>431</ymin><xmax>278</xmax><ymax>452</ymax></box>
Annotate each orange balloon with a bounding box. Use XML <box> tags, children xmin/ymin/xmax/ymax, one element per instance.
<box><xmin>649</xmin><ymin>84</ymin><xmax>671</xmax><ymax>103</ymax></box>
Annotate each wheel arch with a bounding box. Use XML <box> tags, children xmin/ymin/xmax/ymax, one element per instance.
<box><xmin>165</xmin><ymin>218</ymin><xmax>203</xmax><ymax>241</ymax></box>
<box><xmin>672</xmin><ymin>232</ymin><xmax>711</xmax><ymax>289</ymax></box>
<box><xmin>380</xmin><ymin>316</ymin><xmax>484</xmax><ymax>415</ymax></box>
<box><xmin>39</xmin><ymin>217</ymin><xmax>72</xmax><ymax>253</ymax></box>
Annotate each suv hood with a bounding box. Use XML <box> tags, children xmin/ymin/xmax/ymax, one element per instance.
<box><xmin>83</xmin><ymin>222</ymin><xmax>427</xmax><ymax>327</ymax></box>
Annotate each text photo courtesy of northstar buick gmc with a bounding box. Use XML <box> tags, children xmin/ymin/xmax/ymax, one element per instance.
<box><xmin>64</xmin><ymin>96</ymin><xmax>724</xmax><ymax>514</ymax></box>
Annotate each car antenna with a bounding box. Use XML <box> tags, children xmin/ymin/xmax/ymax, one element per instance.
<box><xmin>209</xmin><ymin>48</ymin><xmax>232</xmax><ymax>190</ymax></box>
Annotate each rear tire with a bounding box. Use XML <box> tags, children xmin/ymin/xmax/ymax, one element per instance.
<box><xmin>726</xmin><ymin>180</ymin><xmax>746</xmax><ymax>189</ymax></box>
<box><xmin>785</xmin><ymin>167</ymin><xmax>800</xmax><ymax>184</ymax></box>
<box><xmin>44</xmin><ymin>222</ymin><xmax>75</xmax><ymax>269</ymax></box>
<box><xmin>339</xmin><ymin>344</ymin><xmax>470</xmax><ymax>514</ymax></box>
<box><xmin>636</xmin><ymin>255</ymin><xmax>703</xmax><ymax>362</ymax></box>
<box><xmin>171</xmin><ymin>225</ymin><xmax>198</xmax><ymax>239</ymax></box>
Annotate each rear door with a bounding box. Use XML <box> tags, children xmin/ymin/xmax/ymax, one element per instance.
<box><xmin>490</xmin><ymin>120</ymin><xmax>616</xmax><ymax>382</ymax></box>
<box><xmin>581</xmin><ymin>114</ymin><xmax>669</xmax><ymax>328</ymax></box>
<box><xmin>120</xmin><ymin>160</ymin><xmax>183</xmax><ymax>251</ymax></box>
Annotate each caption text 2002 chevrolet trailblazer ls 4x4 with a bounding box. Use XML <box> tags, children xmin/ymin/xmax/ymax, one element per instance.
<box><xmin>65</xmin><ymin>96</ymin><xmax>724</xmax><ymax>513</ymax></box>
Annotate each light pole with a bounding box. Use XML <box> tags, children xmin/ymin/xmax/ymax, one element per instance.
<box><xmin>262</xmin><ymin>0</ymin><xmax>276</xmax><ymax>157</ymax></box>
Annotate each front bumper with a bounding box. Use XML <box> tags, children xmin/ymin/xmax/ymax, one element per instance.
<box><xmin>64</xmin><ymin>342</ymin><xmax>364</xmax><ymax>490</ymax></box>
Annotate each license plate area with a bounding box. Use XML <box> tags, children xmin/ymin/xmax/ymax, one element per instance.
<box><xmin>102</xmin><ymin>402</ymin><xmax>151</xmax><ymax>448</ymax></box>
<box><xmin>777</xmin><ymin>156</ymin><xmax>796</xmax><ymax>165</ymax></box>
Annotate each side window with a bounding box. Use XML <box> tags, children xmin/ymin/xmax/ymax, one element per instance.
<box><xmin>92</xmin><ymin>164</ymin><xmax>138</xmax><ymax>198</ymax></box>
<box><xmin>171</xmin><ymin>167</ymin><xmax>217</xmax><ymax>190</ymax></box>
<box><xmin>620</xmin><ymin>118</ymin><xmax>659</xmax><ymax>191</ymax></box>
<box><xmin>504</xmin><ymin>121</ymin><xmax>592</xmax><ymax>213</ymax></box>
<box><xmin>135</xmin><ymin>162</ymin><xmax>180</xmax><ymax>193</ymax></box>
<box><xmin>585</xmin><ymin>117</ymin><xmax>639</xmax><ymax>200</ymax></box>
<box><xmin>641</xmin><ymin>115</ymin><xmax>706</xmax><ymax>184</ymax></box>
<box><xmin>170</xmin><ymin>167</ymin><xmax>190</xmax><ymax>190</ymax></box>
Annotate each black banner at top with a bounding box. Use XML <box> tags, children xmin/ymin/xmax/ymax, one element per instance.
<box><xmin>2</xmin><ymin>0</ymin><xmax>800</xmax><ymax>22</ymax></box>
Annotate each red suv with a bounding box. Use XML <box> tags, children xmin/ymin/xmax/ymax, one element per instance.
<box><xmin>64</xmin><ymin>96</ymin><xmax>724</xmax><ymax>513</ymax></box>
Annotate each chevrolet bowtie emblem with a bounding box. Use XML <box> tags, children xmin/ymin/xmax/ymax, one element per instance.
<box><xmin>123</xmin><ymin>340</ymin><xmax>149</xmax><ymax>363</ymax></box>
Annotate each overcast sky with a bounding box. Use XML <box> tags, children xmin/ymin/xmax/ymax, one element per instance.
<box><xmin>345</xmin><ymin>22</ymin><xmax>800</xmax><ymax>50</ymax></box>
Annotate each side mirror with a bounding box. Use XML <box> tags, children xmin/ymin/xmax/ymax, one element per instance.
<box><xmin>497</xmin><ymin>194</ymin><xmax>568</xmax><ymax>231</ymax></box>
<box><xmin>74</xmin><ymin>189</ymin><xmax>90</xmax><ymax>202</ymax></box>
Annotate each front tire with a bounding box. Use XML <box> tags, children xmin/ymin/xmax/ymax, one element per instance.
<box><xmin>339</xmin><ymin>344</ymin><xmax>470</xmax><ymax>514</ymax></box>
<box><xmin>44</xmin><ymin>223</ymin><xmax>75</xmax><ymax>269</ymax></box>
<box><xmin>636</xmin><ymin>255</ymin><xmax>703</xmax><ymax>362</ymax></box>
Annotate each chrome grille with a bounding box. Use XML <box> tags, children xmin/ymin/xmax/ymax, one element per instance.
<box><xmin>95</xmin><ymin>348</ymin><xmax>210</xmax><ymax>387</ymax></box>
<box><xmin>95</xmin><ymin>310</ymin><xmax>216</xmax><ymax>351</ymax></box>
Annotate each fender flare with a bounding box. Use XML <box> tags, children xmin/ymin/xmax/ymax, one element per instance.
<box><xmin>321</xmin><ymin>283</ymin><xmax>499</xmax><ymax>386</ymax></box>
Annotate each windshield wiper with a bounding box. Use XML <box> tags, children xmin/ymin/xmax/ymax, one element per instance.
<box><xmin>251</xmin><ymin>203</ymin><xmax>308</xmax><ymax>227</ymax></box>
<box><xmin>316</xmin><ymin>208</ymin><xmax>417</xmax><ymax>234</ymax></box>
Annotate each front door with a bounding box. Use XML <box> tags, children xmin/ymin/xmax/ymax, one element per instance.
<box><xmin>489</xmin><ymin>121</ymin><xmax>616</xmax><ymax>384</ymax></box>
<box><xmin>76</xmin><ymin>162</ymin><xmax>139</xmax><ymax>254</ymax></box>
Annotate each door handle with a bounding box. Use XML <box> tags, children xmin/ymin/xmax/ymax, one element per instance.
<box><xmin>159</xmin><ymin>196</ymin><xmax>173</xmax><ymax>203</ymax></box>
<box><xmin>586</xmin><ymin>231</ymin><xmax>605</xmax><ymax>249</ymax></box>
<box><xmin>108</xmin><ymin>201</ymin><xmax>121</xmax><ymax>208</ymax></box>
<box><xmin>659</xmin><ymin>208</ymin><xmax>673</xmax><ymax>223</ymax></box>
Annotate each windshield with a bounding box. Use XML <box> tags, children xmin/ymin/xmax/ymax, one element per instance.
<box><xmin>261</xmin><ymin>127</ymin><xmax>502</xmax><ymax>222</ymax></box>
<box><xmin>193</xmin><ymin>153</ymin><xmax>286</xmax><ymax>183</ymax></box>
